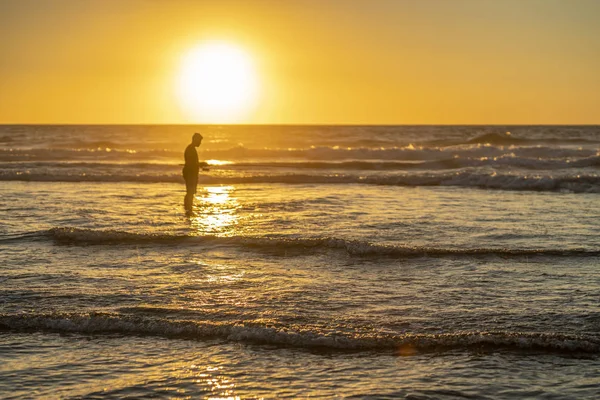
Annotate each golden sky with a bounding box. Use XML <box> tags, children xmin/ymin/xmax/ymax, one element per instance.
<box><xmin>1</xmin><ymin>0</ymin><xmax>599</xmax><ymax>124</ymax></box>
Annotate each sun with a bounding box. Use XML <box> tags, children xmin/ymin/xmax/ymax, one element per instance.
<box><xmin>176</xmin><ymin>41</ymin><xmax>259</xmax><ymax>123</ymax></box>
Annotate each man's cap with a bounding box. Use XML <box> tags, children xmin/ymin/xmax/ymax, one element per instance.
<box><xmin>193</xmin><ymin>133</ymin><xmax>203</xmax><ymax>140</ymax></box>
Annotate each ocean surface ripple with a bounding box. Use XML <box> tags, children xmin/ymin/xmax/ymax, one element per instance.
<box><xmin>1</xmin><ymin>125</ymin><xmax>599</xmax><ymax>399</ymax></box>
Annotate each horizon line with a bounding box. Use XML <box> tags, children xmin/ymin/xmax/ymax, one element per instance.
<box><xmin>1</xmin><ymin>123</ymin><xmax>599</xmax><ymax>127</ymax></box>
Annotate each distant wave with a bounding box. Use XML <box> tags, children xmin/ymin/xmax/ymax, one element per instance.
<box><xmin>0</xmin><ymin>161</ymin><xmax>178</xmax><ymax>169</ymax></box>
<box><xmin>4</xmin><ymin>227</ymin><xmax>598</xmax><ymax>258</ymax></box>
<box><xmin>466</xmin><ymin>132</ymin><xmax>528</xmax><ymax>146</ymax></box>
<box><xmin>3</xmin><ymin>130</ymin><xmax>599</xmax><ymax>152</ymax></box>
<box><xmin>421</xmin><ymin>131</ymin><xmax>600</xmax><ymax>148</ymax></box>
<box><xmin>1</xmin><ymin>144</ymin><xmax>597</xmax><ymax>163</ymax></box>
<box><xmin>206</xmin><ymin>145</ymin><xmax>598</xmax><ymax>163</ymax></box>
<box><xmin>224</xmin><ymin>155</ymin><xmax>600</xmax><ymax>171</ymax></box>
<box><xmin>1</xmin><ymin>312</ymin><xmax>598</xmax><ymax>353</ymax></box>
<box><xmin>2</xmin><ymin>170</ymin><xmax>599</xmax><ymax>193</ymax></box>
<box><xmin>2</xmin><ymin>154</ymin><xmax>599</xmax><ymax>173</ymax></box>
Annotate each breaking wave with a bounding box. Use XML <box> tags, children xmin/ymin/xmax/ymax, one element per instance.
<box><xmin>1</xmin><ymin>154</ymin><xmax>599</xmax><ymax>173</ymax></box>
<box><xmin>230</xmin><ymin>155</ymin><xmax>600</xmax><ymax>170</ymax></box>
<box><xmin>2</xmin><ymin>170</ymin><xmax>599</xmax><ymax>193</ymax></box>
<box><xmin>5</xmin><ymin>228</ymin><xmax>598</xmax><ymax>258</ymax></box>
<box><xmin>425</xmin><ymin>131</ymin><xmax>600</xmax><ymax>147</ymax></box>
<box><xmin>1</xmin><ymin>143</ymin><xmax>597</xmax><ymax>163</ymax></box>
<box><xmin>464</xmin><ymin>132</ymin><xmax>533</xmax><ymax>146</ymax></box>
<box><xmin>1</xmin><ymin>312</ymin><xmax>598</xmax><ymax>354</ymax></box>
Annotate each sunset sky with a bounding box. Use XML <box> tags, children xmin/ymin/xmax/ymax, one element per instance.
<box><xmin>1</xmin><ymin>0</ymin><xmax>599</xmax><ymax>124</ymax></box>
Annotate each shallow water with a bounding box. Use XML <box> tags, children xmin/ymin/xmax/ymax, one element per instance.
<box><xmin>3</xmin><ymin>332</ymin><xmax>600</xmax><ymax>399</ymax></box>
<box><xmin>1</xmin><ymin>125</ymin><xmax>599</xmax><ymax>398</ymax></box>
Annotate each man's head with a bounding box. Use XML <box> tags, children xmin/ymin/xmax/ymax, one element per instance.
<box><xmin>192</xmin><ymin>133</ymin><xmax>203</xmax><ymax>147</ymax></box>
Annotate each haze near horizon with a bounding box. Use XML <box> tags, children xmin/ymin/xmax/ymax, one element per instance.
<box><xmin>1</xmin><ymin>0</ymin><xmax>599</xmax><ymax>124</ymax></box>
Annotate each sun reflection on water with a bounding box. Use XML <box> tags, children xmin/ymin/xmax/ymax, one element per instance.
<box><xmin>188</xmin><ymin>364</ymin><xmax>240</xmax><ymax>399</ymax></box>
<box><xmin>205</xmin><ymin>159</ymin><xmax>234</xmax><ymax>166</ymax></box>
<box><xmin>189</xmin><ymin>186</ymin><xmax>240</xmax><ymax>235</ymax></box>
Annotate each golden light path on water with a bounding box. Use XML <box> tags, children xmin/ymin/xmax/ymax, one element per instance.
<box><xmin>189</xmin><ymin>186</ymin><xmax>241</xmax><ymax>236</ymax></box>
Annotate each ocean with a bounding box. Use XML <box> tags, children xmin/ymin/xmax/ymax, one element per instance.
<box><xmin>1</xmin><ymin>125</ymin><xmax>599</xmax><ymax>399</ymax></box>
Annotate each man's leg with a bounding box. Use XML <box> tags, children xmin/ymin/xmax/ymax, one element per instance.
<box><xmin>184</xmin><ymin>174</ymin><xmax>198</xmax><ymax>214</ymax></box>
<box><xmin>184</xmin><ymin>192</ymin><xmax>193</xmax><ymax>212</ymax></box>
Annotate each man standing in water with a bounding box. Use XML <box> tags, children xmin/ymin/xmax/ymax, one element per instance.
<box><xmin>183</xmin><ymin>133</ymin><xmax>207</xmax><ymax>214</ymax></box>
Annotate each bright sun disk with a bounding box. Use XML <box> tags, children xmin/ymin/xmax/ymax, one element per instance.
<box><xmin>177</xmin><ymin>42</ymin><xmax>258</xmax><ymax>123</ymax></box>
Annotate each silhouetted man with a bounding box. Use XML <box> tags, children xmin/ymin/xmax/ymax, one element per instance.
<box><xmin>183</xmin><ymin>132</ymin><xmax>207</xmax><ymax>214</ymax></box>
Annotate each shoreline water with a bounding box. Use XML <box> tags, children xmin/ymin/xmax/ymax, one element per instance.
<box><xmin>1</xmin><ymin>125</ymin><xmax>599</xmax><ymax>398</ymax></box>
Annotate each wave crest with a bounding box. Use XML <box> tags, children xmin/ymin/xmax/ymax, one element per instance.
<box><xmin>2</xmin><ymin>227</ymin><xmax>592</xmax><ymax>258</ymax></box>
<box><xmin>1</xmin><ymin>312</ymin><xmax>598</xmax><ymax>353</ymax></box>
<box><xmin>2</xmin><ymin>170</ymin><xmax>599</xmax><ymax>193</ymax></box>
<box><xmin>2</xmin><ymin>144</ymin><xmax>597</xmax><ymax>163</ymax></box>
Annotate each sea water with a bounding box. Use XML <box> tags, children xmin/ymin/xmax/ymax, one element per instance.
<box><xmin>1</xmin><ymin>125</ymin><xmax>599</xmax><ymax>398</ymax></box>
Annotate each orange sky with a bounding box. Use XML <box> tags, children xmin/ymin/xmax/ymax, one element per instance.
<box><xmin>1</xmin><ymin>0</ymin><xmax>599</xmax><ymax>124</ymax></box>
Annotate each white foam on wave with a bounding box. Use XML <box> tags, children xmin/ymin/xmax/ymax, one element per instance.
<box><xmin>2</xmin><ymin>169</ymin><xmax>599</xmax><ymax>193</ymax></box>
<box><xmin>457</xmin><ymin>154</ymin><xmax>600</xmax><ymax>170</ymax></box>
<box><xmin>1</xmin><ymin>145</ymin><xmax>596</xmax><ymax>163</ymax></box>
<box><xmin>1</xmin><ymin>312</ymin><xmax>598</xmax><ymax>353</ymax></box>
<box><xmin>2</xmin><ymin>153</ymin><xmax>598</xmax><ymax>173</ymax></box>
<box><xmin>41</xmin><ymin>227</ymin><xmax>600</xmax><ymax>258</ymax></box>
